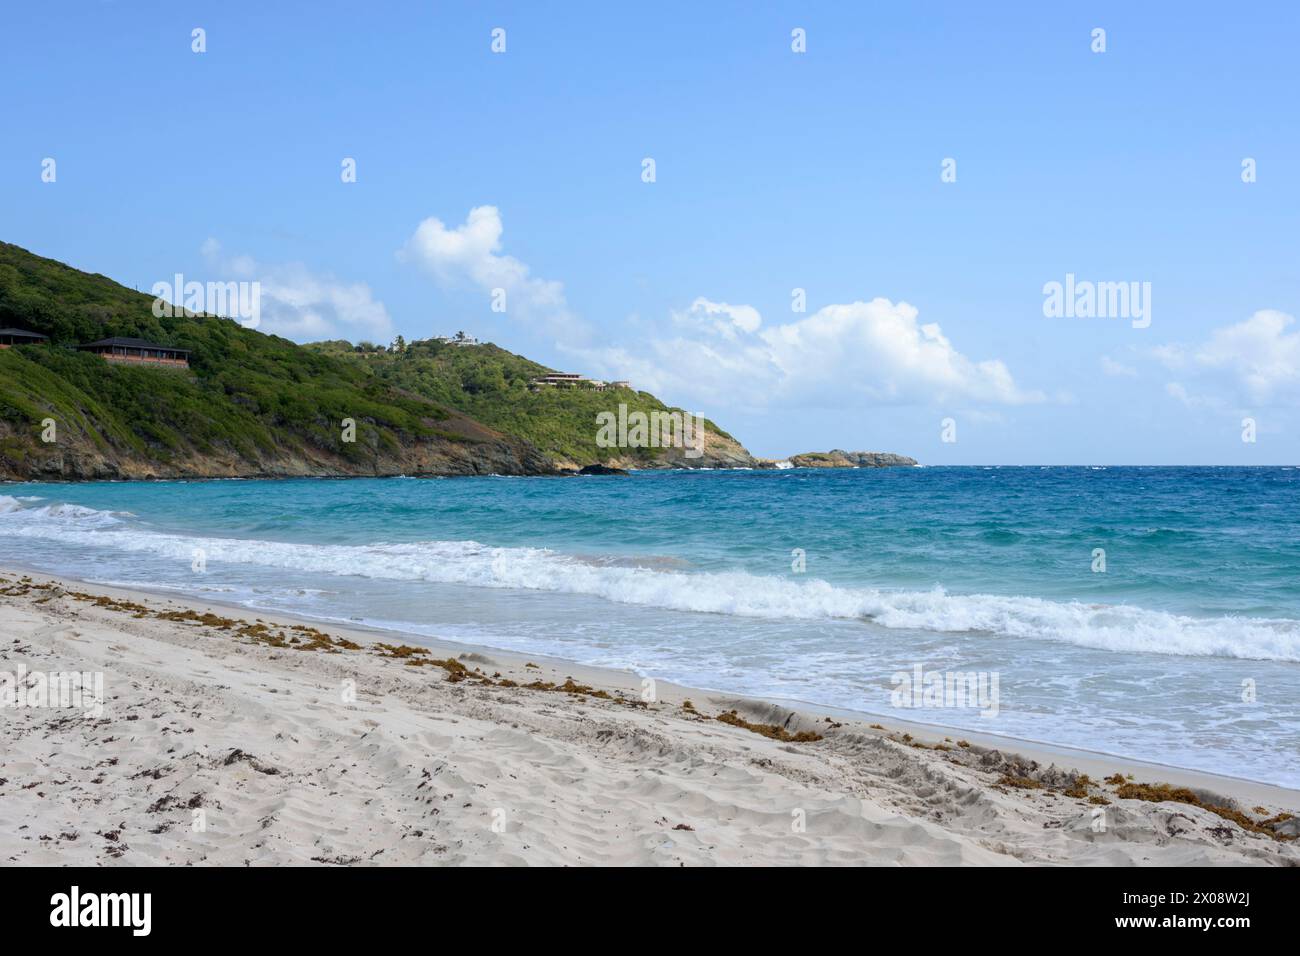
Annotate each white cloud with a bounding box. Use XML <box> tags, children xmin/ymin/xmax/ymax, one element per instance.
<box><xmin>1165</xmin><ymin>381</ymin><xmax>1213</xmax><ymax>409</ymax></box>
<box><xmin>399</xmin><ymin>206</ymin><xmax>584</xmax><ymax>338</ymax></box>
<box><xmin>578</xmin><ymin>296</ymin><xmax>1042</xmax><ymax>410</ymax></box>
<box><xmin>1191</xmin><ymin>309</ymin><xmax>1300</xmax><ymax>403</ymax></box>
<box><xmin>680</xmin><ymin>297</ymin><xmax>763</xmax><ymax>339</ymax></box>
<box><xmin>1147</xmin><ymin>310</ymin><xmax>1300</xmax><ymax>407</ymax></box>
<box><xmin>200</xmin><ymin>240</ymin><xmax>392</xmax><ymax>343</ymax></box>
<box><xmin>1100</xmin><ymin>355</ymin><xmax>1137</xmax><ymax>377</ymax></box>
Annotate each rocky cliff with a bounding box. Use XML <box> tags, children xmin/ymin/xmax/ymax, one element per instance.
<box><xmin>0</xmin><ymin>409</ymin><xmax>557</xmax><ymax>481</ymax></box>
<box><xmin>780</xmin><ymin>449</ymin><xmax>918</xmax><ymax>469</ymax></box>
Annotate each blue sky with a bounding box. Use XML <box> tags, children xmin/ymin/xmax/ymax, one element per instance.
<box><xmin>4</xmin><ymin>1</ymin><xmax>1299</xmax><ymax>463</ymax></box>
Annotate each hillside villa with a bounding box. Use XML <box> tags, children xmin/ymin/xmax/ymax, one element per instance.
<box><xmin>434</xmin><ymin>331</ymin><xmax>479</xmax><ymax>346</ymax></box>
<box><xmin>0</xmin><ymin>328</ymin><xmax>48</xmax><ymax>348</ymax></box>
<box><xmin>530</xmin><ymin>372</ymin><xmax>631</xmax><ymax>392</ymax></box>
<box><xmin>77</xmin><ymin>337</ymin><xmax>190</xmax><ymax>367</ymax></box>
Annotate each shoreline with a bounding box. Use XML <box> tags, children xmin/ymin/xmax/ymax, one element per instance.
<box><xmin>8</xmin><ymin>465</ymin><xmax>1298</xmax><ymax>488</ymax></box>
<box><xmin>3</xmin><ymin>565</ymin><xmax>1297</xmax><ymax>865</ymax></box>
<box><xmin>10</xmin><ymin>561</ymin><xmax>1296</xmax><ymax>799</ymax></box>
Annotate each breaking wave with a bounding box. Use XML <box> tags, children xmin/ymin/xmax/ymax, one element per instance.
<box><xmin>2</xmin><ymin>497</ymin><xmax>1298</xmax><ymax>662</ymax></box>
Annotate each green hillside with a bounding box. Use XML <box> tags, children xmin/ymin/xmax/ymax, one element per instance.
<box><xmin>0</xmin><ymin>242</ymin><xmax>542</xmax><ymax>479</ymax></box>
<box><xmin>306</xmin><ymin>338</ymin><xmax>741</xmax><ymax>467</ymax></box>
<box><xmin>0</xmin><ymin>242</ymin><xmax>752</xmax><ymax>479</ymax></box>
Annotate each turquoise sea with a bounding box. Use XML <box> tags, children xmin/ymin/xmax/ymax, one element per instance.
<box><xmin>3</xmin><ymin>466</ymin><xmax>1298</xmax><ymax>786</ymax></box>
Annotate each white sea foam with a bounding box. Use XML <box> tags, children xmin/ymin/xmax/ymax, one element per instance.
<box><xmin>2</xmin><ymin>499</ymin><xmax>1298</xmax><ymax>662</ymax></box>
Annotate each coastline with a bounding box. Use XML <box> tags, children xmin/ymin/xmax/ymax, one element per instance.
<box><xmin>3</xmin><ymin>565</ymin><xmax>1296</xmax><ymax>866</ymax></box>
<box><xmin>22</xmin><ymin>562</ymin><xmax>1300</xmax><ymax>799</ymax></box>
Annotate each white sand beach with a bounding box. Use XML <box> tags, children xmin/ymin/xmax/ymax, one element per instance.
<box><xmin>2</xmin><ymin>567</ymin><xmax>1297</xmax><ymax>866</ymax></box>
